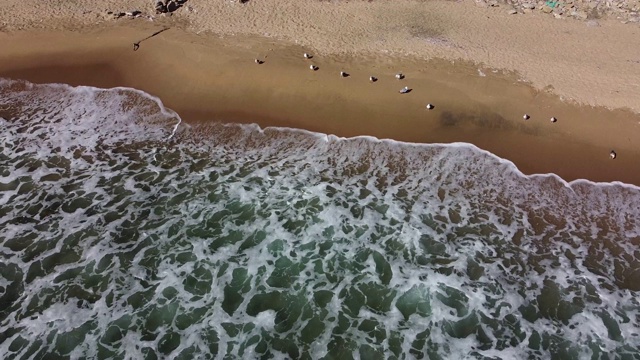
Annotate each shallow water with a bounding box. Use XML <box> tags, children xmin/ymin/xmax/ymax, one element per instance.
<box><xmin>0</xmin><ymin>78</ymin><xmax>639</xmax><ymax>359</ymax></box>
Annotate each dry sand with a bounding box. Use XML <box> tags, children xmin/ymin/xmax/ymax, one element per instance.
<box><xmin>0</xmin><ymin>1</ymin><xmax>639</xmax><ymax>184</ymax></box>
<box><xmin>2</xmin><ymin>0</ymin><xmax>640</xmax><ymax>112</ymax></box>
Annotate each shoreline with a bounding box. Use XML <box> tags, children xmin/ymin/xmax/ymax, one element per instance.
<box><xmin>186</xmin><ymin>121</ymin><xmax>640</xmax><ymax>191</ymax></box>
<box><xmin>1</xmin><ymin>24</ymin><xmax>640</xmax><ymax>185</ymax></box>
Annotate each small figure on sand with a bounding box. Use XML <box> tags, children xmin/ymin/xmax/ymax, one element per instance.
<box><xmin>395</xmin><ymin>73</ymin><xmax>405</xmax><ymax>80</ymax></box>
<box><xmin>340</xmin><ymin>71</ymin><xmax>349</xmax><ymax>77</ymax></box>
<box><xmin>254</xmin><ymin>59</ymin><xmax>264</xmax><ymax>64</ymax></box>
<box><xmin>310</xmin><ymin>65</ymin><xmax>319</xmax><ymax>71</ymax></box>
<box><xmin>426</xmin><ymin>103</ymin><xmax>434</xmax><ymax>110</ymax></box>
<box><xmin>369</xmin><ymin>76</ymin><xmax>378</xmax><ymax>82</ymax></box>
<box><xmin>550</xmin><ymin>117</ymin><xmax>557</xmax><ymax>123</ymax></box>
<box><xmin>610</xmin><ymin>150</ymin><xmax>617</xmax><ymax>159</ymax></box>
<box><xmin>304</xmin><ymin>53</ymin><xmax>313</xmax><ymax>59</ymax></box>
<box><xmin>523</xmin><ymin>114</ymin><xmax>530</xmax><ymax>120</ymax></box>
<box><xmin>132</xmin><ymin>28</ymin><xmax>169</xmax><ymax>52</ymax></box>
<box><xmin>399</xmin><ymin>86</ymin><xmax>411</xmax><ymax>94</ymax></box>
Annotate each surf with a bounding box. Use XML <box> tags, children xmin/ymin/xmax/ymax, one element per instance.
<box><xmin>1</xmin><ymin>79</ymin><xmax>638</xmax><ymax>359</ymax></box>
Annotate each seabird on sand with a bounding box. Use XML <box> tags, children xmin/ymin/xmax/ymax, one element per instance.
<box><xmin>369</xmin><ymin>76</ymin><xmax>378</xmax><ymax>82</ymax></box>
<box><xmin>610</xmin><ymin>150</ymin><xmax>617</xmax><ymax>159</ymax></box>
<box><xmin>399</xmin><ymin>86</ymin><xmax>410</xmax><ymax>94</ymax></box>
<box><xmin>304</xmin><ymin>53</ymin><xmax>312</xmax><ymax>59</ymax></box>
<box><xmin>395</xmin><ymin>73</ymin><xmax>405</xmax><ymax>80</ymax></box>
<box><xmin>523</xmin><ymin>114</ymin><xmax>530</xmax><ymax>120</ymax></box>
<box><xmin>550</xmin><ymin>117</ymin><xmax>557</xmax><ymax>123</ymax></box>
<box><xmin>426</xmin><ymin>104</ymin><xmax>434</xmax><ymax>110</ymax></box>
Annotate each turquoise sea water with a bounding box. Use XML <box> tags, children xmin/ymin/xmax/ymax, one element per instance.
<box><xmin>0</xmin><ymin>79</ymin><xmax>639</xmax><ymax>359</ymax></box>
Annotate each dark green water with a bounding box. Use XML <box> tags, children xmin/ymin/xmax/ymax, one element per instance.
<box><xmin>1</xmin><ymin>79</ymin><xmax>639</xmax><ymax>359</ymax></box>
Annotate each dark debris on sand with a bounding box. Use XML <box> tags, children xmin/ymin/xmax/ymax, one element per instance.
<box><xmin>478</xmin><ymin>0</ymin><xmax>640</xmax><ymax>24</ymax></box>
<box><xmin>155</xmin><ymin>0</ymin><xmax>189</xmax><ymax>14</ymax></box>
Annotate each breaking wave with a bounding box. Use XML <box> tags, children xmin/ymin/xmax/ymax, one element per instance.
<box><xmin>1</xmin><ymin>79</ymin><xmax>639</xmax><ymax>359</ymax></box>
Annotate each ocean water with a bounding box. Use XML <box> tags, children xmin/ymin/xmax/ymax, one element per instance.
<box><xmin>0</xmin><ymin>78</ymin><xmax>639</xmax><ymax>360</ymax></box>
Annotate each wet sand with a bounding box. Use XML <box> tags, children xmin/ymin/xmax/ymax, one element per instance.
<box><xmin>3</xmin><ymin>0</ymin><xmax>640</xmax><ymax>113</ymax></box>
<box><xmin>0</xmin><ymin>24</ymin><xmax>639</xmax><ymax>184</ymax></box>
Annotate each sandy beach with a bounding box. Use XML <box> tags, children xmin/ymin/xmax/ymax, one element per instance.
<box><xmin>3</xmin><ymin>3</ymin><xmax>640</xmax><ymax>359</ymax></box>
<box><xmin>1</xmin><ymin>0</ymin><xmax>639</xmax><ymax>184</ymax></box>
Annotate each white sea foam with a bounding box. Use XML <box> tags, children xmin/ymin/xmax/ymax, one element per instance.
<box><xmin>0</xmin><ymin>78</ymin><xmax>639</xmax><ymax>359</ymax></box>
